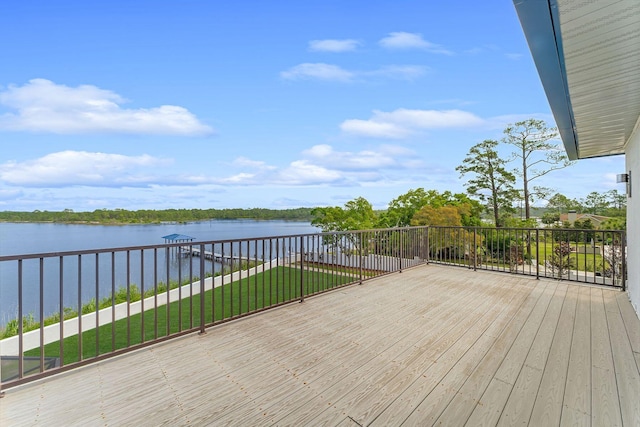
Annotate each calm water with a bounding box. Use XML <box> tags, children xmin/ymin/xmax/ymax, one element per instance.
<box><xmin>0</xmin><ymin>220</ymin><xmax>318</xmax><ymax>256</ymax></box>
<box><xmin>0</xmin><ymin>220</ymin><xmax>318</xmax><ymax>325</ymax></box>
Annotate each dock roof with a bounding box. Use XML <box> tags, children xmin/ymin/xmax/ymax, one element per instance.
<box><xmin>161</xmin><ymin>233</ymin><xmax>195</xmax><ymax>242</ymax></box>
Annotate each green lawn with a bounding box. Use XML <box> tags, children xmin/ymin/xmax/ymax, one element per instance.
<box><xmin>433</xmin><ymin>241</ymin><xmax>609</xmax><ymax>274</ymax></box>
<box><xmin>535</xmin><ymin>242</ymin><xmax>608</xmax><ymax>272</ymax></box>
<box><xmin>22</xmin><ymin>266</ymin><xmax>357</xmax><ymax>367</ymax></box>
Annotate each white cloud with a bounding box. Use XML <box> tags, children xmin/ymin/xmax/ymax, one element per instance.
<box><xmin>340</xmin><ymin>120</ymin><xmax>410</xmax><ymax>139</ymax></box>
<box><xmin>281</xmin><ymin>63</ymin><xmax>427</xmax><ymax>83</ymax></box>
<box><xmin>0</xmin><ymin>150</ymin><xmax>171</xmax><ymax>187</ymax></box>
<box><xmin>341</xmin><ymin>108</ymin><xmax>484</xmax><ymax>138</ymax></box>
<box><xmin>221</xmin><ymin>173</ymin><xmax>257</xmax><ymax>184</ymax></box>
<box><xmin>309</xmin><ymin>39</ymin><xmax>361</xmax><ymax>52</ymax></box>
<box><xmin>302</xmin><ymin>144</ymin><xmax>402</xmax><ymax>170</ymax></box>
<box><xmin>278</xmin><ymin>160</ymin><xmax>344</xmax><ymax>185</ymax></box>
<box><xmin>379</xmin><ymin>32</ymin><xmax>453</xmax><ymax>55</ymax></box>
<box><xmin>280</xmin><ymin>63</ymin><xmax>355</xmax><ymax>82</ymax></box>
<box><xmin>212</xmin><ymin>144</ymin><xmax>419</xmax><ymax>187</ymax></box>
<box><xmin>0</xmin><ymin>79</ymin><xmax>213</xmax><ymax>136</ymax></box>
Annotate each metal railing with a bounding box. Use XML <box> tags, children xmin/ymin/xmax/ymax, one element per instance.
<box><xmin>427</xmin><ymin>226</ymin><xmax>626</xmax><ymax>289</ymax></box>
<box><xmin>0</xmin><ymin>227</ymin><xmax>426</xmax><ymax>391</ymax></box>
<box><xmin>0</xmin><ymin>225</ymin><xmax>626</xmax><ymax>392</ymax></box>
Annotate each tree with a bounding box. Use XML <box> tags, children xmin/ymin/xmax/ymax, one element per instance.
<box><xmin>573</xmin><ymin>218</ymin><xmax>595</xmax><ymax>243</ymax></box>
<box><xmin>443</xmin><ymin>192</ymin><xmax>484</xmax><ymax>226</ymax></box>
<box><xmin>582</xmin><ymin>191</ymin><xmax>609</xmax><ymax>215</ymax></box>
<box><xmin>311</xmin><ymin>197</ymin><xmax>377</xmax><ymax>232</ymax></box>
<box><xmin>378</xmin><ymin>188</ymin><xmax>483</xmax><ymax>227</ymax></box>
<box><xmin>410</xmin><ymin>205</ymin><xmax>462</xmax><ymax>226</ymax></box>
<box><xmin>541</xmin><ymin>211</ymin><xmax>560</xmax><ymax>225</ymax></box>
<box><xmin>311</xmin><ymin>197</ymin><xmax>378</xmax><ymax>257</ymax></box>
<box><xmin>607</xmin><ymin>189</ymin><xmax>626</xmax><ymax>210</ymax></box>
<box><xmin>378</xmin><ymin>188</ymin><xmax>433</xmax><ymax>227</ymax></box>
<box><xmin>456</xmin><ymin>139</ymin><xmax>518</xmax><ymax>227</ymax></box>
<box><xmin>546</xmin><ymin>192</ymin><xmax>582</xmax><ymax>213</ymax></box>
<box><xmin>601</xmin><ymin>217</ymin><xmax>626</xmax><ymax>231</ymax></box>
<box><xmin>502</xmin><ymin>119</ymin><xmax>573</xmax><ymax>219</ymax></box>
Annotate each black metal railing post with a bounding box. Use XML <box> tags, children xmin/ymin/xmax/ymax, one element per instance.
<box><xmin>425</xmin><ymin>227</ymin><xmax>430</xmax><ymax>264</ymax></box>
<box><xmin>473</xmin><ymin>228</ymin><xmax>477</xmax><ymax>271</ymax></box>
<box><xmin>199</xmin><ymin>244</ymin><xmax>206</xmax><ymax>334</ymax></box>
<box><xmin>359</xmin><ymin>231</ymin><xmax>363</xmax><ymax>284</ymax></box>
<box><xmin>399</xmin><ymin>229</ymin><xmax>403</xmax><ymax>273</ymax></box>
<box><xmin>536</xmin><ymin>228</ymin><xmax>540</xmax><ymax>280</ymax></box>
<box><xmin>621</xmin><ymin>231</ymin><xmax>627</xmax><ymax>291</ymax></box>
<box><xmin>299</xmin><ymin>236</ymin><xmax>305</xmax><ymax>303</ymax></box>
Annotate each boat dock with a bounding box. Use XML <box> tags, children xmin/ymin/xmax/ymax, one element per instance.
<box><xmin>180</xmin><ymin>246</ymin><xmax>263</xmax><ymax>263</ymax></box>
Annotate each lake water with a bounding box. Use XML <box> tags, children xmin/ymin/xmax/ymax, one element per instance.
<box><xmin>0</xmin><ymin>220</ymin><xmax>319</xmax><ymax>325</ymax></box>
<box><xmin>0</xmin><ymin>220</ymin><xmax>318</xmax><ymax>256</ymax></box>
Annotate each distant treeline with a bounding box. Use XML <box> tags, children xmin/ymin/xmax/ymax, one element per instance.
<box><xmin>0</xmin><ymin>207</ymin><xmax>315</xmax><ymax>224</ymax></box>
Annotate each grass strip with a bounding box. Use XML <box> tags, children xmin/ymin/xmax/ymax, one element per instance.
<box><xmin>21</xmin><ymin>266</ymin><xmax>356</xmax><ymax>367</ymax></box>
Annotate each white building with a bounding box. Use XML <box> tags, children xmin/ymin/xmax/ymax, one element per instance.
<box><xmin>513</xmin><ymin>0</ymin><xmax>640</xmax><ymax>318</ymax></box>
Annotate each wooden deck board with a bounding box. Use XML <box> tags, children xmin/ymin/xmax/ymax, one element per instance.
<box><xmin>236</xmin><ymin>270</ymin><xmax>510</xmax><ymax>426</ymax></box>
<box><xmin>404</xmin><ymin>282</ymin><xmax>555</xmax><ymax>426</ymax></box>
<box><xmin>605</xmin><ymin>290</ymin><xmax>640</xmax><ymax>426</ymax></box>
<box><xmin>561</xmin><ymin>284</ymin><xmax>592</xmax><ymax>422</ymax></box>
<box><xmin>528</xmin><ymin>284</ymin><xmax>579</xmax><ymax>426</ymax></box>
<box><xmin>335</xmin><ymin>278</ymin><xmax>532</xmax><ymax>427</ymax></box>
<box><xmin>2</xmin><ymin>265</ymin><xmax>639</xmax><ymax>427</ymax></box>
<box><xmin>494</xmin><ymin>282</ymin><xmax>566</xmax><ymax>426</ymax></box>
<box><xmin>370</xmin><ymin>278</ymin><xmax>547</xmax><ymax>426</ymax></box>
<box><xmin>591</xmin><ymin>287</ymin><xmax>623</xmax><ymax>427</ymax></box>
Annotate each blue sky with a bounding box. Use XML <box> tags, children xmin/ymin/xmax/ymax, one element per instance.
<box><xmin>0</xmin><ymin>0</ymin><xmax>625</xmax><ymax>212</ymax></box>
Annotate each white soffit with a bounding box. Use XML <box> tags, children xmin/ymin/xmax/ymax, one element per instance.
<box><xmin>558</xmin><ymin>0</ymin><xmax>640</xmax><ymax>158</ymax></box>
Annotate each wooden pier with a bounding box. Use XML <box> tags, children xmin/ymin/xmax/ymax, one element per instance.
<box><xmin>180</xmin><ymin>246</ymin><xmax>263</xmax><ymax>263</ymax></box>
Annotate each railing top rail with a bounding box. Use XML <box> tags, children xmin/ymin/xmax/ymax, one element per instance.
<box><xmin>0</xmin><ymin>226</ymin><xmax>431</xmax><ymax>261</ymax></box>
<box><xmin>428</xmin><ymin>225</ymin><xmax>625</xmax><ymax>233</ymax></box>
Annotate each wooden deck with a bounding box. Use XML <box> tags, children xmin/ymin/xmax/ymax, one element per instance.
<box><xmin>2</xmin><ymin>265</ymin><xmax>639</xmax><ymax>426</ymax></box>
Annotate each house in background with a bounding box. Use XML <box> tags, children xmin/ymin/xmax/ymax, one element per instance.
<box><xmin>513</xmin><ymin>0</ymin><xmax>640</xmax><ymax>318</ymax></box>
<box><xmin>558</xmin><ymin>211</ymin><xmax>611</xmax><ymax>228</ymax></box>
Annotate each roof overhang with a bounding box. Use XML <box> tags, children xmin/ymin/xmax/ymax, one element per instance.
<box><xmin>513</xmin><ymin>0</ymin><xmax>640</xmax><ymax>160</ymax></box>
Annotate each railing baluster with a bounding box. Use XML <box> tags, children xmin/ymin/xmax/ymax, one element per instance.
<box><xmin>141</xmin><ymin>250</ymin><xmax>145</xmax><ymax>341</ymax></box>
<box><xmin>199</xmin><ymin>244</ymin><xmax>205</xmax><ymax>334</ymax></box>
<box><xmin>60</xmin><ymin>256</ymin><xmax>65</xmax><ymax>367</ymax></box>
<box><xmin>126</xmin><ymin>251</ymin><xmax>131</xmax><ymax>346</ymax></box>
<box><xmin>96</xmin><ymin>253</ymin><xmax>100</xmax><ymax>355</ymax></box>
<box><xmin>300</xmin><ymin>236</ymin><xmax>305</xmax><ymax>302</ymax></box>
<box><xmin>536</xmin><ymin>229</ymin><xmax>540</xmax><ymax>280</ymax></box>
<box><xmin>165</xmin><ymin>247</ymin><xmax>170</xmax><ymax>335</ymax></box>
<box><xmin>188</xmin><ymin>245</ymin><xmax>193</xmax><ymax>330</ymax></box>
<box><xmin>176</xmin><ymin>247</ymin><xmax>181</xmax><ymax>332</ymax></box>
<box><xmin>153</xmin><ymin>249</ymin><xmax>158</xmax><ymax>340</ymax></box>
<box><xmin>78</xmin><ymin>255</ymin><xmax>83</xmax><ymax>361</ymax></box>
<box><xmin>39</xmin><ymin>258</ymin><xmax>44</xmax><ymax>373</ymax></box>
<box><xmin>18</xmin><ymin>259</ymin><xmax>23</xmax><ymax>380</ymax></box>
<box><xmin>111</xmin><ymin>252</ymin><xmax>116</xmax><ymax>351</ymax></box>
